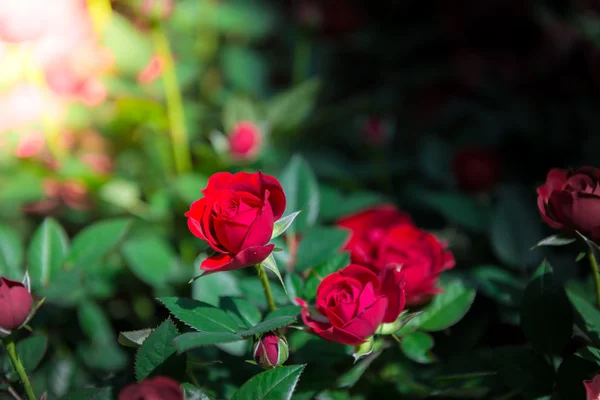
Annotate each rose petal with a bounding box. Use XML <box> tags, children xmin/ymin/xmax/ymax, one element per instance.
<box><xmin>378</xmin><ymin>266</ymin><xmax>406</xmax><ymax>323</ymax></box>
<box><xmin>200</xmin><ymin>244</ymin><xmax>275</xmax><ymax>274</ymax></box>
<box><xmin>201</xmin><ymin>172</ymin><xmax>233</xmax><ymax>197</ymax></box>
<box><xmin>240</xmin><ymin>192</ymin><xmax>275</xmax><ymax>249</ymax></box>
<box><xmin>341</xmin><ymin>296</ymin><xmax>388</xmax><ymax>339</ymax></box>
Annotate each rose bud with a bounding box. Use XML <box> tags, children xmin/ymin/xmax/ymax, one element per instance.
<box><xmin>185</xmin><ymin>171</ymin><xmax>286</xmax><ymax>273</ymax></box>
<box><xmin>252</xmin><ymin>332</ymin><xmax>289</xmax><ymax>369</ymax></box>
<box><xmin>0</xmin><ymin>277</ymin><xmax>34</xmax><ymax>333</ymax></box>
<box><xmin>453</xmin><ymin>147</ymin><xmax>501</xmax><ymax>192</ymax></box>
<box><xmin>227</xmin><ymin>121</ymin><xmax>263</xmax><ymax>162</ymax></box>
<box><xmin>119</xmin><ymin>376</ymin><xmax>183</xmax><ymax>400</ymax></box>
<box><xmin>537</xmin><ymin>167</ymin><xmax>600</xmax><ymax>243</ymax></box>
<box><xmin>300</xmin><ymin>264</ymin><xmax>405</xmax><ymax>346</ymax></box>
<box><xmin>370</xmin><ymin>225</ymin><xmax>455</xmax><ymax>306</ymax></box>
<box><xmin>337</xmin><ymin>205</ymin><xmax>412</xmax><ymax>266</ymax></box>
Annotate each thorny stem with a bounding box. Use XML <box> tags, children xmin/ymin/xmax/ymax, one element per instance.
<box><xmin>2</xmin><ymin>337</ymin><xmax>36</xmax><ymax>400</ymax></box>
<box><xmin>256</xmin><ymin>264</ymin><xmax>277</xmax><ymax>312</ymax></box>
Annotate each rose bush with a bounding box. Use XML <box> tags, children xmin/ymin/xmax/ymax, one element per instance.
<box><xmin>299</xmin><ymin>263</ymin><xmax>405</xmax><ymax>345</ymax></box>
<box><xmin>537</xmin><ymin>167</ymin><xmax>600</xmax><ymax>242</ymax></box>
<box><xmin>186</xmin><ymin>171</ymin><xmax>286</xmax><ymax>272</ymax></box>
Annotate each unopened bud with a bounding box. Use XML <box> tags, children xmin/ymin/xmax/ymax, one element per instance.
<box><xmin>0</xmin><ymin>276</ymin><xmax>33</xmax><ymax>335</ymax></box>
<box><xmin>252</xmin><ymin>332</ymin><xmax>289</xmax><ymax>369</ymax></box>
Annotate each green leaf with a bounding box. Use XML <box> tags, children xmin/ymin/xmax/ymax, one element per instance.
<box><xmin>261</xmin><ymin>254</ymin><xmax>287</xmax><ymax>294</ymax></box>
<box><xmin>118</xmin><ymin>329</ymin><xmax>154</xmax><ymax>349</ymax></box>
<box><xmin>496</xmin><ymin>347</ymin><xmax>555</xmax><ymax>398</ymax></box>
<box><xmin>173</xmin><ymin>332</ymin><xmax>244</xmax><ymax>354</ymax></box>
<box><xmin>78</xmin><ymin>301</ymin><xmax>114</xmax><ymax>344</ymax></box>
<box><xmin>239</xmin><ymin>278</ymin><xmax>289</xmax><ymax>309</ymax></box>
<box><xmin>158</xmin><ymin>297</ymin><xmax>239</xmax><ymax>333</ymax></box>
<box><xmin>400</xmin><ymin>278</ymin><xmax>476</xmax><ymax>333</ymax></box>
<box><xmin>265</xmin><ymin>306</ymin><xmax>302</xmax><ymax>321</ymax></box>
<box><xmin>3</xmin><ymin>336</ymin><xmax>48</xmax><ymax>379</ymax></box>
<box><xmin>520</xmin><ymin>260</ymin><xmax>573</xmax><ymax>354</ymax></box>
<box><xmin>135</xmin><ymin>319</ymin><xmax>180</xmax><ymax>381</ymax></box>
<box><xmin>239</xmin><ymin>316</ymin><xmax>298</xmax><ymax>337</ymax></box>
<box><xmin>230</xmin><ymin>364</ymin><xmax>306</xmax><ymax>400</ymax></box>
<box><xmin>556</xmin><ymin>355</ymin><xmax>598</xmax><ymax>400</ymax></box>
<box><xmin>67</xmin><ymin>219</ymin><xmax>131</xmax><ymax>268</ymax></box>
<box><xmin>490</xmin><ymin>187</ymin><xmax>543</xmax><ymax>269</ymax></box>
<box><xmin>78</xmin><ymin>340</ymin><xmax>127</xmax><ymax>372</ymax></box>
<box><xmin>280</xmin><ymin>156</ymin><xmax>320</xmax><ymax>234</ymax></box>
<box><xmin>122</xmin><ymin>235</ymin><xmax>177</xmax><ymax>288</ymax></box>
<box><xmin>285</xmin><ymin>273</ymin><xmax>303</xmax><ymax>303</ymax></box>
<box><xmin>336</xmin><ymin>347</ymin><xmax>383</xmax><ymax>388</ymax></box>
<box><xmin>471</xmin><ymin>265</ymin><xmax>525</xmax><ymax>307</ymax></box>
<box><xmin>0</xmin><ymin>223</ymin><xmax>24</xmax><ymax>280</ymax></box>
<box><xmin>101</xmin><ymin>13</ymin><xmax>153</xmax><ymax>75</ymax></box>
<box><xmin>173</xmin><ymin>173</ymin><xmax>208</xmax><ymax>204</ymax></box>
<box><xmin>295</xmin><ymin>227</ymin><xmax>349</xmax><ymax>272</ymax></box>
<box><xmin>400</xmin><ymin>332</ymin><xmax>436</xmax><ymax>364</ymax></box>
<box><xmin>27</xmin><ymin>218</ymin><xmax>69</xmax><ymax>289</ymax></box>
<box><xmin>220</xmin><ymin>297</ymin><xmax>262</xmax><ymax>329</ymax></box>
<box><xmin>304</xmin><ymin>253</ymin><xmax>350</xmax><ymax>300</ymax></box>
<box><xmin>266</xmin><ymin>79</ymin><xmax>320</xmax><ymax>133</ymax></box>
<box><xmin>222</xmin><ymin>45</ymin><xmax>267</xmax><ymax>97</ymax></box>
<box><xmin>272</xmin><ymin>211</ymin><xmax>302</xmax><ymax>240</ymax></box>
<box><xmin>418</xmin><ymin>190</ymin><xmax>490</xmax><ymax>232</ymax></box>
<box><xmin>182</xmin><ymin>383</ymin><xmax>211</xmax><ymax>400</ymax></box>
<box><xmin>222</xmin><ymin>95</ymin><xmax>261</xmax><ymax>132</ymax></box>
<box><xmin>192</xmin><ymin>269</ymin><xmax>241</xmax><ymax>307</ymax></box>
<box><xmin>532</xmin><ymin>234</ymin><xmax>576</xmax><ymax>248</ymax></box>
<box><xmin>59</xmin><ymin>388</ymin><xmax>110</xmax><ymax>400</ymax></box>
<box><xmin>318</xmin><ymin>186</ymin><xmax>388</xmax><ymax>221</ymax></box>
<box><xmin>567</xmin><ymin>289</ymin><xmax>600</xmax><ymax>346</ymax></box>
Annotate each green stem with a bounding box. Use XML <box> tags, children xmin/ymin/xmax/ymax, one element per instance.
<box><xmin>152</xmin><ymin>24</ymin><xmax>192</xmax><ymax>175</ymax></box>
<box><xmin>589</xmin><ymin>252</ymin><xmax>600</xmax><ymax>309</ymax></box>
<box><xmin>256</xmin><ymin>264</ymin><xmax>277</xmax><ymax>312</ymax></box>
<box><xmin>2</xmin><ymin>337</ymin><xmax>36</xmax><ymax>400</ymax></box>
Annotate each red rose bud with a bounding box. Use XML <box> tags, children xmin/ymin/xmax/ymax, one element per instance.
<box><xmin>300</xmin><ymin>264</ymin><xmax>405</xmax><ymax>346</ymax></box>
<box><xmin>537</xmin><ymin>167</ymin><xmax>600</xmax><ymax>243</ymax></box>
<box><xmin>185</xmin><ymin>171</ymin><xmax>286</xmax><ymax>273</ymax></box>
<box><xmin>360</xmin><ymin>117</ymin><xmax>392</xmax><ymax>146</ymax></box>
<box><xmin>585</xmin><ymin>375</ymin><xmax>600</xmax><ymax>400</ymax></box>
<box><xmin>453</xmin><ymin>147</ymin><xmax>501</xmax><ymax>192</ymax></box>
<box><xmin>0</xmin><ymin>277</ymin><xmax>33</xmax><ymax>333</ymax></box>
<box><xmin>228</xmin><ymin>121</ymin><xmax>263</xmax><ymax>162</ymax></box>
<box><xmin>371</xmin><ymin>225</ymin><xmax>455</xmax><ymax>306</ymax></box>
<box><xmin>337</xmin><ymin>205</ymin><xmax>412</xmax><ymax>266</ymax></box>
<box><xmin>252</xmin><ymin>332</ymin><xmax>289</xmax><ymax>369</ymax></box>
<box><xmin>119</xmin><ymin>376</ymin><xmax>183</xmax><ymax>400</ymax></box>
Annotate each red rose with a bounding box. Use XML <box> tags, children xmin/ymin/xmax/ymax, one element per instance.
<box><xmin>0</xmin><ymin>277</ymin><xmax>33</xmax><ymax>332</ymax></box>
<box><xmin>453</xmin><ymin>147</ymin><xmax>501</xmax><ymax>192</ymax></box>
<box><xmin>228</xmin><ymin>121</ymin><xmax>263</xmax><ymax>162</ymax></box>
<box><xmin>300</xmin><ymin>264</ymin><xmax>405</xmax><ymax>346</ymax></box>
<box><xmin>118</xmin><ymin>376</ymin><xmax>182</xmax><ymax>400</ymax></box>
<box><xmin>537</xmin><ymin>167</ymin><xmax>600</xmax><ymax>242</ymax></box>
<box><xmin>584</xmin><ymin>374</ymin><xmax>600</xmax><ymax>400</ymax></box>
<box><xmin>337</xmin><ymin>205</ymin><xmax>412</xmax><ymax>266</ymax></box>
<box><xmin>371</xmin><ymin>225</ymin><xmax>455</xmax><ymax>306</ymax></box>
<box><xmin>186</xmin><ymin>171</ymin><xmax>286</xmax><ymax>273</ymax></box>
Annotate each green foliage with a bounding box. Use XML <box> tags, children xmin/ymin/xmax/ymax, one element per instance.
<box><xmin>122</xmin><ymin>235</ymin><xmax>178</xmax><ymax>288</ymax></box>
<box><xmin>27</xmin><ymin>218</ymin><xmax>69</xmax><ymax>289</ymax></box>
<box><xmin>294</xmin><ymin>227</ymin><xmax>349</xmax><ymax>272</ymax></box>
<box><xmin>230</xmin><ymin>364</ymin><xmax>306</xmax><ymax>400</ymax></box>
<box><xmin>135</xmin><ymin>319</ymin><xmax>182</xmax><ymax>381</ymax></box>
<box><xmin>0</xmin><ymin>223</ymin><xmax>24</xmax><ymax>280</ymax></box>
<box><xmin>280</xmin><ymin>156</ymin><xmax>320</xmax><ymax>234</ymax></box>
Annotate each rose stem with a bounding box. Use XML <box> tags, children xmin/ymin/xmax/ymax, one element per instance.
<box><xmin>1</xmin><ymin>336</ymin><xmax>36</xmax><ymax>400</ymax></box>
<box><xmin>152</xmin><ymin>23</ymin><xmax>192</xmax><ymax>175</ymax></box>
<box><xmin>256</xmin><ymin>264</ymin><xmax>277</xmax><ymax>312</ymax></box>
<box><xmin>589</xmin><ymin>252</ymin><xmax>600</xmax><ymax>309</ymax></box>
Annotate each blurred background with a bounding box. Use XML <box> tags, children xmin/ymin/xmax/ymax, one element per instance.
<box><xmin>1</xmin><ymin>0</ymin><xmax>600</xmax><ymax>398</ymax></box>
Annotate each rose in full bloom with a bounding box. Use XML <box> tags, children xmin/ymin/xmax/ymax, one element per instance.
<box><xmin>299</xmin><ymin>264</ymin><xmax>405</xmax><ymax>346</ymax></box>
<box><xmin>0</xmin><ymin>277</ymin><xmax>33</xmax><ymax>332</ymax></box>
<box><xmin>584</xmin><ymin>374</ymin><xmax>600</xmax><ymax>400</ymax></box>
<box><xmin>228</xmin><ymin>121</ymin><xmax>263</xmax><ymax>162</ymax></box>
<box><xmin>537</xmin><ymin>167</ymin><xmax>600</xmax><ymax>242</ymax></box>
<box><xmin>186</xmin><ymin>171</ymin><xmax>286</xmax><ymax>272</ymax></box>
<box><xmin>453</xmin><ymin>147</ymin><xmax>501</xmax><ymax>192</ymax></box>
<box><xmin>252</xmin><ymin>332</ymin><xmax>289</xmax><ymax>369</ymax></box>
<box><xmin>337</xmin><ymin>205</ymin><xmax>412</xmax><ymax>266</ymax></box>
<box><xmin>119</xmin><ymin>376</ymin><xmax>182</xmax><ymax>400</ymax></box>
<box><xmin>370</xmin><ymin>225</ymin><xmax>455</xmax><ymax>306</ymax></box>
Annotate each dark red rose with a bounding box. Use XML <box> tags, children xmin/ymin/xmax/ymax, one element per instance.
<box><xmin>186</xmin><ymin>171</ymin><xmax>286</xmax><ymax>273</ymax></box>
<box><xmin>299</xmin><ymin>264</ymin><xmax>405</xmax><ymax>346</ymax></box>
<box><xmin>228</xmin><ymin>121</ymin><xmax>262</xmax><ymax>162</ymax></box>
<box><xmin>0</xmin><ymin>277</ymin><xmax>33</xmax><ymax>332</ymax></box>
<box><xmin>371</xmin><ymin>225</ymin><xmax>455</xmax><ymax>306</ymax></box>
<box><xmin>453</xmin><ymin>147</ymin><xmax>502</xmax><ymax>192</ymax></box>
<box><xmin>337</xmin><ymin>205</ymin><xmax>412</xmax><ymax>266</ymax></box>
<box><xmin>118</xmin><ymin>376</ymin><xmax>182</xmax><ymax>400</ymax></box>
<box><xmin>252</xmin><ymin>332</ymin><xmax>289</xmax><ymax>369</ymax></box>
<box><xmin>537</xmin><ymin>167</ymin><xmax>600</xmax><ymax>242</ymax></box>
<box><xmin>584</xmin><ymin>374</ymin><xmax>600</xmax><ymax>400</ymax></box>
